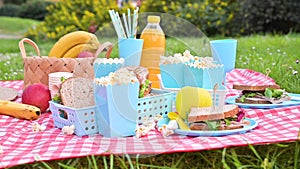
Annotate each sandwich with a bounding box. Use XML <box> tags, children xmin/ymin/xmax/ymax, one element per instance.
<box><xmin>116</xmin><ymin>66</ymin><xmax>152</xmax><ymax>98</ymax></box>
<box><xmin>233</xmin><ymin>84</ymin><xmax>291</xmax><ymax>104</ymax></box>
<box><xmin>188</xmin><ymin>105</ymin><xmax>249</xmax><ymax>130</ymax></box>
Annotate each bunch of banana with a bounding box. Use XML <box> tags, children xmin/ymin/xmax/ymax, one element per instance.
<box><xmin>49</xmin><ymin>31</ymin><xmax>100</xmax><ymax>58</ymax></box>
<box><xmin>0</xmin><ymin>100</ymin><xmax>41</xmax><ymax>120</ymax></box>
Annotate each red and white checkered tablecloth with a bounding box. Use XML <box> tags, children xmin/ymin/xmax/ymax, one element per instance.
<box><xmin>0</xmin><ymin>69</ymin><xmax>300</xmax><ymax>168</ymax></box>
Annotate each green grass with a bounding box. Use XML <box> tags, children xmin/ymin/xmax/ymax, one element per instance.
<box><xmin>1</xmin><ymin>17</ymin><xmax>300</xmax><ymax>169</ymax></box>
<box><xmin>0</xmin><ymin>16</ymin><xmax>39</xmax><ymax>36</ymax></box>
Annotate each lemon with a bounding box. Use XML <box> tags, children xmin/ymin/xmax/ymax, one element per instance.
<box><xmin>176</xmin><ymin>86</ymin><xmax>212</xmax><ymax>119</ymax></box>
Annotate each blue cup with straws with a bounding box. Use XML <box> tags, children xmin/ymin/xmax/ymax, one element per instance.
<box><xmin>118</xmin><ymin>38</ymin><xmax>144</xmax><ymax>66</ymax></box>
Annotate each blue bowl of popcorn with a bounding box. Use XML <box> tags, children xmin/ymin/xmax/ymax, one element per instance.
<box><xmin>184</xmin><ymin>59</ymin><xmax>225</xmax><ymax>89</ymax></box>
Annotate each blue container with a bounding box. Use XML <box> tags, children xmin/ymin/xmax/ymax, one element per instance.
<box><xmin>49</xmin><ymin>101</ymin><xmax>98</xmax><ymax>136</ymax></box>
<box><xmin>184</xmin><ymin>65</ymin><xmax>225</xmax><ymax>89</ymax></box>
<box><xmin>93</xmin><ymin>59</ymin><xmax>124</xmax><ymax>78</ymax></box>
<box><xmin>94</xmin><ymin>83</ymin><xmax>139</xmax><ymax>138</ymax></box>
<box><xmin>160</xmin><ymin>63</ymin><xmax>185</xmax><ymax>88</ymax></box>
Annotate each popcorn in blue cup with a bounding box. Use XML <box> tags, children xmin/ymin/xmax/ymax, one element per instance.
<box><xmin>94</xmin><ymin>69</ymin><xmax>139</xmax><ymax>138</ymax></box>
<box><xmin>159</xmin><ymin>50</ymin><xmax>197</xmax><ymax>88</ymax></box>
<box><xmin>184</xmin><ymin>57</ymin><xmax>225</xmax><ymax>89</ymax></box>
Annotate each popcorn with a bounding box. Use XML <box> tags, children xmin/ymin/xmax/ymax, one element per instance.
<box><xmin>62</xmin><ymin>125</ymin><xmax>75</xmax><ymax>135</ymax></box>
<box><xmin>158</xmin><ymin>124</ymin><xmax>174</xmax><ymax>137</ymax></box>
<box><xmin>187</xmin><ymin>57</ymin><xmax>223</xmax><ymax>68</ymax></box>
<box><xmin>135</xmin><ymin>115</ymin><xmax>163</xmax><ymax>138</ymax></box>
<box><xmin>158</xmin><ymin>120</ymin><xmax>178</xmax><ymax>137</ymax></box>
<box><xmin>160</xmin><ymin>50</ymin><xmax>200</xmax><ymax>65</ymax></box>
<box><xmin>94</xmin><ymin>58</ymin><xmax>124</xmax><ymax>65</ymax></box>
<box><xmin>32</xmin><ymin>122</ymin><xmax>46</xmax><ymax>132</ymax></box>
<box><xmin>94</xmin><ymin>68</ymin><xmax>138</xmax><ymax>86</ymax></box>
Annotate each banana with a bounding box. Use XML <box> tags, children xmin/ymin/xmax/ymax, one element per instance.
<box><xmin>62</xmin><ymin>43</ymin><xmax>97</xmax><ymax>58</ymax></box>
<box><xmin>49</xmin><ymin>31</ymin><xmax>100</xmax><ymax>58</ymax></box>
<box><xmin>0</xmin><ymin>100</ymin><xmax>41</xmax><ymax>120</ymax></box>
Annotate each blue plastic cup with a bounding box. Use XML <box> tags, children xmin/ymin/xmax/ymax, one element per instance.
<box><xmin>210</xmin><ymin>39</ymin><xmax>237</xmax><ymax>73</ymax></box>
<box><xmin>118</xmin><ymin>38</ymin><xmax>144</xmax><ymax>66</ymax></box>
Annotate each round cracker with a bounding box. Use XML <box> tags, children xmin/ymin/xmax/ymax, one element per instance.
<box><xmin>0</xmin><ymin>86</ymin><xmax>18</xmax><ymax>101</ymax></box>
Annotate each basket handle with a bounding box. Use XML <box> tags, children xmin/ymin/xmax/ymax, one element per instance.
<box><xmin>19</xmin><ymin>38</ymin><xmax>41</xmax><ymax>58</ymax></box>
<box><xmin>95</xmin><ymin>42</ymin><xmax>113</xmax><ymax>59</ymax></box>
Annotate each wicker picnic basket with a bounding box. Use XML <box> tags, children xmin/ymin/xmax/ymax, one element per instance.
<box><xmin>19</xmin><ymin>38</ymin><xmax>113</xmax><ymax>88</ymax></box>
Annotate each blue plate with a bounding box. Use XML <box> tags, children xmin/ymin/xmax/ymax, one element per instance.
<box><xmin>226</xmin><ymin>93</ymin><xmax>300</xmax><ymax>109</ymax></box>
<box><xmin>173</xmin><ymin>118</ymin><xmax>258</xmax><ymax>137</ymax></box>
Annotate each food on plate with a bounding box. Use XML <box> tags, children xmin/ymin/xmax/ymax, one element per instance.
<box><xmin>0</xmin><ymin>86</ymin><xmax>18</xmax><ymax>101</ymax></box>
<box><xmin>233</xmin><ymin>84</ymin><xmax>291</xmax><ymax>104</ymax></box>
<box><xmin>188</xmin><ymin>105</ymin><xmax>249</xmax><ymax>130</ymax></box>
<box><xmin>0</xmin><ymin>100</ymin><xmax>40</xmax><ymax>120</ymax></box>
<box><xmin>48</xmin><ymin>31</ymin><xmax>100</xmax><ymax>58</ymax></box>
<box><xmin>115</xmin><ymin>66</ymin><xmax>152</xmax><ymax>98</ymax></box>
<box><xmin>22</xmin><ymin>83</ymin><xmax>51</xmax><ymax>113</ymax></box>
<box><xmin>176</xmin><ymin>86</ymin><xmax>213</xmax><ymax>120</ymax></box>
<box><xmin>60</xmin><ymin>77</ymin><xmax>95</xmax><ymax>108</ymax></box>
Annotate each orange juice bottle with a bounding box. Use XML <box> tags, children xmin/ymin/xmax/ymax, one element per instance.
<box><xmin>140</xmin><ymin>15</ymin><xmax>166</xmax><ymax>88</ymax></box>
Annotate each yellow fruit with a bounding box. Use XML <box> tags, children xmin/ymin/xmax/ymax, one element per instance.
<box><xmin>62</xmin><ymin>43</ymin><xmax>97</xmax><ymax>58</ymax></box>
<box><xmin>0</xmin><ymin>100</ymin><xmax>41</xmax><ymax>120</ymax></box>
<box><xmin>49</xmin><ymin>31</ymin><xmax>99</xmax><ymax>58</ymax></box>
<box><xmin>176</xmin><ymin>86</ymin><xmax>212</xmax><ymax>120</ymax></box>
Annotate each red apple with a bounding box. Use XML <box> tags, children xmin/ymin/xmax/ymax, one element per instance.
<box><xmin>22</xmin><ymin>83</ymin><xmax>51</xmax><ymax>113</ymax></box>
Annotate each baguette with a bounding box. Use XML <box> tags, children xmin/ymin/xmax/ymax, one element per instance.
<box><xmin>60</xmin><ymin>77</ymin><xmax>95</xmax><ymax>108</ymax></box>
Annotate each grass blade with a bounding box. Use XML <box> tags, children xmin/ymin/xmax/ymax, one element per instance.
<box><xmin>294</xmin><ymin>141</ymin><xmax>299</xmax><ymax>169</ymax></box>
<box><xmin>125</xmin><ymin>154</ymin><xmax>134</xmax><ymax>169</ymax></box>
<box><xmin>103</xmin><ymin>156</ymin><xmax>108</xmax><ymax>169</ymax></box>
<box><xmin>222</xmin><ymin>148</ymin><xmax>231</xmax><ymax>169</ymax></box>
<box><xmin>248</xmin><ymin>144</ymin><xmax>262</xmax><ymax>161</ymax></box>
<box><xmin>58</xmin><ymin>162</ymin><xmax>76</xmax><ymax>169</ymax></box>
<box><xmin>110</xmin><ymin>154</ymin><xmax>114</xmax><ymax>169</ymax></box>
<box><xmin>91</xmin><ymin>155</ymin><xmax>98</xmax><ymax>169</ymax></box>
<box><xmin>173</xmin><ymin>152</ymin><xmax>186</xmax><ymax>168</ymax></box>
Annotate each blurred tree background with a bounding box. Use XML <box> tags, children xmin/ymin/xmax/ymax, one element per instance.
<box><xmin>0</xmin><ymin>0</ymin><xmax>299</xmax><ymax>40</ymax></box>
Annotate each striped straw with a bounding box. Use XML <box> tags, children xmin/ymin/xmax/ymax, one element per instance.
<box><xmin>116</xmin><ymin>12</ymin><xmax>127</xmax><ymax>38</ymax></box>
<box><xmin>127</xmin><ymin>9</ymin><xmax>131</xmax><ymax>38</ymax></box>
<box><xmin>132</xmin><ymin>7</ymin><xmax>139</xmax><ymax>38</ymax></box>
<box><xmin>122</xmin><ymin>13</ymin><xmax>130</xmax><ymax>39</ymax></box>
<box><xmin>108</xmin><ymin>10</ymin><xmax>121</xmax><ymax>38</ymax></box>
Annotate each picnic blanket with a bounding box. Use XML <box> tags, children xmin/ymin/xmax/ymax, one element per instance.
<box><xmin>1</xmin><ymin>69</ymin><xmax>300</xmax><ymax>168</ymax></box>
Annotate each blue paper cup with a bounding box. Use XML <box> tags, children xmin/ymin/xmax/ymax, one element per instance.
<box><xmin>94</xmin><ymin>83</ymin><xmax>139</xmax><ymax>138</ymax></box>
<box><xmin>93</xmin><ymin>58</ymin><xmax>124</xmax><ymax>78</ymax></box>
<box><xmin>160</xmin><ymin>63</ymin><xmax>185</xmax><ymax>88</ymax></box>
<box><xmin>118</xmin><ymin>38</ymin><xmax>144</xmax><ymax>66</ymax></box>
<box><xmin>210</xmin><ymin>39</ymin><xmax>237</xmax><ymax>73</ymax></box>
<box><xmin>184</xmin><ymin>65</ymin><xmax>225</xmax><ymax>89</ymax></box>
